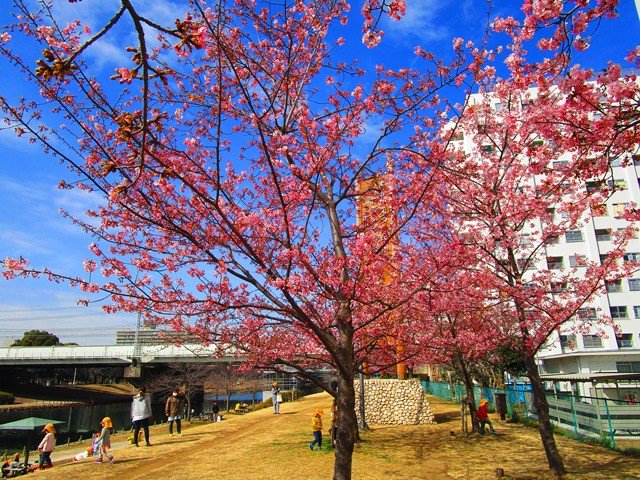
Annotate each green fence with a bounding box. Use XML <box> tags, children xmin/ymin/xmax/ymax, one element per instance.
<box><xmin>422</xmin><ymin>381</ymin><xmax>640</xmax><ymax>447</ymax></box>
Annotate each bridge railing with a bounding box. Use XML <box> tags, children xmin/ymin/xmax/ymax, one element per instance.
<box><xmin>0</xmin><ymin>343</ymin><xmax>226</xmax><ymax>361</ymax></box>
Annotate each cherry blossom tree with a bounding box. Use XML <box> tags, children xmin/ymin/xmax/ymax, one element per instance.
<box><xmin>428</xmin><ymin>77</ymin><xmax>639</xmax><ymax>474</ymax></box>
<box><xmin>0</xmin><ymin>1</ymin><xmax>467</xmax><ymax>478</ymax></box>
<box><xmin>1</xmin><ymin>0</ymin><xmax>638</xmax><ymax>478</ymax></box>
<box><xmin>409</xmin><ymin>262</ymin><xmax>509</xmax><ymax>434</ymax></box>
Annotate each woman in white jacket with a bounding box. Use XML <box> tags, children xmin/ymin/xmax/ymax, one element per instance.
<box><xmin>131</xmin><ymin>387</ymin><xmax>152</xmax><ymax>447</ymax></box>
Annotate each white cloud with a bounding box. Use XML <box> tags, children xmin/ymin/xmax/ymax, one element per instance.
<box><xmin>53</xmin><ymin>185</ymin><xmax>103</xmax><ymax>216</ymax></box>
<box><xmin>383</xmin><ymin>1</ymin><xmax>451</xmax><ymax>43</ymax></box>
<box><xmin>0</xmin><ymin>176</ymin><xmax>48</xmax><ymax>203</ymax></box>
<box><xmin>86</xmin><ymin>38</ymin><xmax>132</xmax><ymax>69</ymax></box>
<box><xmin>0</xmin><ymin>128</ymin><xmax>41</xmax><ymax>153</ymax></box>
<box><xmin>0</xmin><ymin>230</ymin><xmax>53</xmax><ymax>255</ymax></box>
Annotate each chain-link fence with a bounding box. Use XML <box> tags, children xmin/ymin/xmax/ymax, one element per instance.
<box><xmin>422</xmin><ymin>381</ymin><xmax>640</xmax><ymax>448</ymax></box>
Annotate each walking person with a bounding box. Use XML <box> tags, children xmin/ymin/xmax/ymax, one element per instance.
<box><xmin>477</xmin><ymin>398</ymin><xmax>496</xmax><ymax>435</ymax></box>
<box><xmin>37</xmin><ymin>423</ymin><xmax>56</xmax><ymax>469</ymax></box>
<box><xmin>131</xmin><ymin>387</ymin><xmax>153</xmax><ymax>446</ymax></box>
<box><xmin>94</xmin><ymin>417</ymin><xmax>115</xmax><ymax>464</ymax></box>
<box><xmin>309</xmin><ymin>408</ymin><xmax>323</xmax><ymax>451</ymax></box>
<box><xmin>166</xmin><ymin>389</ymin><xmax>185</xmax><ymax>436</ymax></box>
<box><xmin>271</xmin><ymin>382</ymin><xmax>280</xmax><ymax>414</ymax></box>
<box><xmin>212</xmin><ymin>401</ymin><xmax>220</xmax><ymax>422</ymax></box>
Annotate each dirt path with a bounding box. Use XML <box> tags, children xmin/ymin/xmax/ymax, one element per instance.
<box><xmin>36</xmin><ymin>393</ymin><xmax>640</xmax><ymax>480</ymax></box>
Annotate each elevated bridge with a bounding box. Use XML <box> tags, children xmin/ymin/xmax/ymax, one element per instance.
<box><xmin>0</xmin><ymin>344</ymin><xmax>240</xmax><ymax>367</ymax></box>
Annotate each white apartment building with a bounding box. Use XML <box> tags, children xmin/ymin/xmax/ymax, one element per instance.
<box><xmin>454</xmin><ymin>91</ymin><xmax>640</xmax><ymax>400</ymax></box>
<box><xmin>535</xmin><ymin>152</ymin><xmax>640</xmax><ymax>399</ymax></box>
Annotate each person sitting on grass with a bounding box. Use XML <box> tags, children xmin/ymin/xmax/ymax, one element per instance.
<box><xmin>477</xmin><ymin>399</ymin><xmax>496</xmax><ymax>435</ymax></box>
<box><xmin>72</xmin><ymin>447</ymin><xmax>94</xmax><ymax>462</ymax></box>
<box><xmin>309</xmin><ymin>408</ymin><xmax>323</xmax><ymax>451</ymax></box>
<box><xmin>94</xmin><ymin>417</ymin><xmax>115</xmax><ymax>464</ymax></box>
<box><xmin>1</xmin><ymin>453</ymin><xmax>20</xmax><ymax>477</ymax></box>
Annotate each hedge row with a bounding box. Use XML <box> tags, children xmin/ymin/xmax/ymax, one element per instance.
<box><xmin>0</xmin><ymin>391</ymin><xmax>15</xmax><ymax>405</ymax></box>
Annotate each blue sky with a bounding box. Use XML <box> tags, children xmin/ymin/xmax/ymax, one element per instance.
<box><xmin>0</xmin><ymin>0</ymin><xmax>638</xmax><ymax>345</ymax></box>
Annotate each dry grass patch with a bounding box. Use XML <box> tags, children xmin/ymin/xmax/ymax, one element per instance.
<box><xmin>36</xmin><ymin>392</ymin><xmax>640</xmax><ymax>480</ymax></box>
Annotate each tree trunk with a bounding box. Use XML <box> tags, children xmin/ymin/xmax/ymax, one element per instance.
<box><xmin>457</xmin><ymin>358</ymin><xmax>480</xmax><ymax>433</ymax></box>
<box><xmin>226</xmin><ymin>392</ymin><xmax>231</xmax><ymax>412</ymax></box>
<box><xmin>334</xmin><ymin>364</ymin><xmax>357</xmax><ymax>480</ymax></box>
<box><xmin>186</xmin><ymin>395</ymin><xmax>191</xmax><ymax>421</ymax></box>
<box><xmin>525</xmin><ymin>355</ymin><xmax>565</xmax><ymax>476</ymax></box>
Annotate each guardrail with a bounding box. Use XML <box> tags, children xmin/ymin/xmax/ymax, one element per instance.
<box><xmin>422</xmin><ymin>381</ymin><xmax>640</xmax><ymax>447</ymax></box>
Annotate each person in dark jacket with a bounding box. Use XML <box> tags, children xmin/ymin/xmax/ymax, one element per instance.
<box><xmin>166</xmin><ymin>389</ymin><xmax>185</xmax><ymax>436</ymax></box>
<box><xmin>477</xmin><ymin>398</ymin><xmax>495</xmax><ymax>434</ymax></box>
<box><xmin>212</xmin><ymin>401</ymin><xmax>220</xmax><ymax>421</ymax></box>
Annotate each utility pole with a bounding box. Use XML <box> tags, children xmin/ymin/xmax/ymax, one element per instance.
<box><xmin>132</xmin><ymin>311</ymin><xmax>143</xmax><ymax>363</ymax></box>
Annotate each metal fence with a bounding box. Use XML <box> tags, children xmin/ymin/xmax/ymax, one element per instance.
<box><xmin>422</xmin><ymin>381</ymin><xmax>640</xmax><ymax>448</ymax></box>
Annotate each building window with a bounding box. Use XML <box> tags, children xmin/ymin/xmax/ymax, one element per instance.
<box><xmin>608</xmin><ymin>179</ymin><xmax>627</xmax><ymax>190</ymax></box>
<box><xmin>553</xmin><ymin>160</ymin><xmax>568</xmax><ymax>168</ymax></box>
<box><xmin>569</xmin><ymin>255</ymin><xmax>587</xmax><ymax>268</ymax></box>
<box><xmin>592</xmin><ymin>204</ymin><xmax>607</xmax><ymax>216</ymax></box>
<box><xmin>451</xmin><ymin>131</ymin><xmax>464</xmax><ymax>141</ymax></box>
<box><xmin>624</xmin><ymin>252</ymin><xmax>640</xmax><ymax>263</ymax></box>
<box><xmin>586</xmin><ymin>181</ymin><xmax>602</xmax><ymax>193</ymax></box>
<box><xmin>614</xmin><ymin>179</ymin><xmax>627</xmax><ymax>190</ymax></box>
<box><xmin>546</xmin><ymin>235</ymin><xmax>559</xmax><ymax>245</ymax></box>
<box><xmin>617</xmin><ymin>361</ymin><xmax>640</xmax><ymax>373</ymax></box>
<box><xmin>559</xmin><ymin>334</ymin><xmax>576</xmax><ymax>352</ymax></box>
<box><xmin>629</xmin><ymin>279</ymin><xmax>640</xmax><ymax>291</ymax></box>
<box><xmin>517</xmin><ymin>258</ymin><xmax>534</xmax><ymax>271</ymax></box>
<box><xmin>481</xmin><ymin>144</ymin><xmax>494</xmax><ymax>153</ymax></box>
<box><xmin>633</xmin><ymin>154</ymin><xmax>640</xmax><ymax>166</ymax></box>
<box><xmin>600</xmin><ymin>254</ymin><xmax>609</xmax><ymax>264</ymax></box>
<box><xmin>545</xmin><ymin>208</ymin><xmax>556</xmax><ymax>220</ymax></box>
<box><xmin>565</xmin><ymin>230</ymin><xmax>584</xmax><ymax>243</ymax></box>
<box><xmin>520</xmin><ymin>234</ymin><xmax>532</xmax><ymax>246</ymax></box>
<box><xmin>610</xmin><ymin>306</ymin><xmax>628</xmax><ymax>319</ymax></box>
<box><xmin>582</xmin><ymin>335</ymin><xmax>603</xmax><ymax>349</ymax></box>
<box><xmin>610</xmin><ymin>156</ymin><xmax>624</xmax><ymax>167</ymax></box>
<box><xmin>606</xmin><ymin>280</ymin><xmax>622</xmax><ymax>293</ymax></box>
<box><xmin>595</xmin><ymin>229</ymin><xmax>612</xmax><ymax>242</ymax></box>
<box><xmin>617</xmin><ymin>334</ymin><xmax>634</xmax><ymax>349</ymax></box>
<box><xmin>547</xmin><ymin>256</ymin><xmax>563</xmax><ymax>270</ymax></box>
<box><xmin>613</xmin><ymin>203</ymin><xmax>627</xmax><ymax>218</ymax></box>
<box><xmin>634</xmin><ymin>306</ymin><xmax>640</xmax><ymax>318</ymax></box>
<box><xmin>494</xmin><ymin>102</ymin><xmax>504</xmax><ymax>112</ymax></box>
<box><xmin>551</xmin><ymin>282</ymin><xmax>567</xmax><ymax>293</ymax></box>
<box><xmin>620</xmin><ymin>227</ymin><xmax>638</xmax><ymax>239</ymax></box>
<box><xmin>578</xmin><ymin>308</ymin><xmax>597</xmax><ymax>320</ymax></box>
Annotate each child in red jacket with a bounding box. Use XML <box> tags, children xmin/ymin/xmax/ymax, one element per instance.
<box><xmin>477</xmin><ymin>399</ymin><xmax>495</xmax><ymax>434</ymax></box>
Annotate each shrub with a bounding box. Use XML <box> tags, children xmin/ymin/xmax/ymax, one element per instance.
<box><xmin>0</xmin><ymin>391</ymin><xmax>15</xmax><ymax>405</ymax></box>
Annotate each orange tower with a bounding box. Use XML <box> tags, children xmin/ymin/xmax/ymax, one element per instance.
<box><xmin>356</xmin><ymin>174</ymin><xmax>406</xmax><ymax>380</ymax></box>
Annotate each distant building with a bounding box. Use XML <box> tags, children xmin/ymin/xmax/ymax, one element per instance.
<box><xmin>115</xmin><ymin>327</ymin><xmax>200</xmax><ymax>345</ymax></box>
<box><xmin>452</xmin><ymin>89</ymin><xmax>640</xmax><ymax>401</ymax></box>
